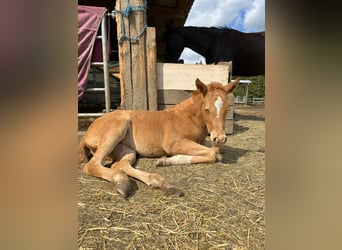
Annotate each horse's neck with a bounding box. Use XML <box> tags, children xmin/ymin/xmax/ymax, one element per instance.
<box><xmin>174</xmin><ymin>92</ymin><xmax>202</xmax><ymax>112</ymax></box>
<box><xmin>177</xmin><ymin>28</ymin><xmax>216</xmax><ymax>57</ymax></box>
<box><xmin>171</xmin><ymin>93</ymin><xmax>207</xmax><ymax>132</ymax></box>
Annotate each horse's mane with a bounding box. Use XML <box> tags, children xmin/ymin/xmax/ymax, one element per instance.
<box><xmin>163</xmin><ymin>25</ymin><xmax>241</xmax><ymax>41</ymax></box>
<box><xmin>210</xmin><ymin>26</ymin><xmax>234</xmax><ymax>30</ymax></box>
<box><xmin>191</xmin><ymin>82</ymin><xmax>227</xmax><ymax>96</ymax></box>
<box><xmin>179</xmin><ymin>26</ymin><xmax>236</xmax><ymax>32</ymax></box>
<box><xmin>173</xmin><ymin>26</ymin><xmax>263</xmax><ymax>35</ymax></box>
<box><xmin>163</xmin><ymin>22</ymin><xmax>265</xmax><ymax>42</ymax></box>
<box><xmin>207</xmin><ymin>82</ymin><xmax>227</xmax><ymax>91</ymax></box>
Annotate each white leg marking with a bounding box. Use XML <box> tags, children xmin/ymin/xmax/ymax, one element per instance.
<box><xmin>167</xmin><ymin>155</ymin><xmax>192</xmax><ymax>165</ymax></box>
<box><xmin>214</xmin><ymin>97</ymin><xmax>223</xmax><ymax>118</ymax></box>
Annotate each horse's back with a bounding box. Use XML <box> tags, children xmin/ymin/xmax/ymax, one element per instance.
<box><xmin>228</xmin><ymin>30</ymin><xmax>265</xmax><ymax>75</ymax></box>
<box><xmin>85</xmin><ymin>110</ymin><xmax>131</xmax><ymax>135</ymax></box>
<box><xmin>83</xmin><ymin>110</ymin><xmax>131</xmax><ymax>148</ymax></box>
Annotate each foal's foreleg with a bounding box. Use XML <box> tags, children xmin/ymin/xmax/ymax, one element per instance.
<box><xmin>157</xmin><ymin>139</ymin><xmax>217</xmax><ymax>166</ymax></box>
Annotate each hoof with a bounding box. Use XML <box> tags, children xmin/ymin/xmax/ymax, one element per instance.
<box><xmin>216</xmin><ymin>153</ymin><xmax>222</xmax><ymax>162</ymax></box>
<box><xmin>156</xmin><ymin>156</ymin><xmax>167</xmax><ymax>166</ymax></box>
<box><xmin>212</xmin><ymin>145</ymin><xmax>224</xmax><ymax>154</ymax></box>
<box><xmin>78</xmin><ymin>158</ymin><xmax>86</xmax><ymax>165</ymax></box>
<box><xmin>115</xmin><ymin>181</ymin><xmax>131</xmax><ymax>198</ymax></box>
<box><xmin>161</xmin><ymin>182</ymin><xmax>184</xmax><ymax>197</ymax></box>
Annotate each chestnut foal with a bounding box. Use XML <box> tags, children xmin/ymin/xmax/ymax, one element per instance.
<box><xmin>78</xmin><ymin>78</ymin><xmax>239</xmax><ymax>197</ymax></box>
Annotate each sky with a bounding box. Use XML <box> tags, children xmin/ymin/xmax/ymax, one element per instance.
<box><xmin>180</xmin><ymin>0</ymin><xmax>265</xmax><ymax>64</ymax></box>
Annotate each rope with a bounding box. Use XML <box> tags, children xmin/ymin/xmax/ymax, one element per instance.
<box><xmin>114</xmin><ymin>0</ymin><xmax>147</xmax><ymax>43</ymax></box>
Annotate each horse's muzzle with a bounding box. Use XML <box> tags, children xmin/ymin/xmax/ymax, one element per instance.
<box><xmin>211</xmin><ymin>133</ymin><xmax>227</xmax><ymax>146</ymax></box>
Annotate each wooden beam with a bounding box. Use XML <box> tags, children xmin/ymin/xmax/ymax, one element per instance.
<box><xmin>177</xmin><ymin>0</ymin><xmax>194</xmax><ymax>10</ymax></box>
<box><xmin>147</xmin><ymin>5</ymin><xmax>187</xmax><ymax>19</ymax></box>
<box><xmin>157</xmin><ymin>89</ymin><xmax>192</xmax><ymax>105</ymax></box>
<box><xmin>116</xmin><ymin>0</ymin><xmax>133</xmax><ymax>109</ymax></box>
<box><xmin>146</xmin><ymin>27</ymin><xmax>158</xmax><ymax>110</ymax></box>
<box><xmin>177</xmin><ymin>0</ymin><xmax>194</xmax><ymax>21</ymax></box>
<box><xmin>116</xmin><ymin>0</ymin><xmax>153</xmax><ymax>110</ymax></box>
<box><xmin>157</xmin><ymin>63</ymin><xmax>231</xmax><ymax>90</ymax></box>
<box><xmin>130</xmin><ymin>0</ymin><xmax>147</xmax><ymax>110</ymax></box>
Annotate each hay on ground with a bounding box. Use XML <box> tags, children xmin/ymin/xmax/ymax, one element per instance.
<box><xmin>78</xmin><ymin>104</ymin><xmax>265</xmax><ymax>249</ymax></box>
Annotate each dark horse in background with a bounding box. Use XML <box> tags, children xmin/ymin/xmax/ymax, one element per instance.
<box><xmin>164</xmin><ymin>25</ymin><xmax>265</xmax><ymax>76</ymax></box>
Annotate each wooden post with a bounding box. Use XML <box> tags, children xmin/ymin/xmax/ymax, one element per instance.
<box><xmin>116</xmin><ymin>0</ymin><xmax>133</xmax><ymax>110</ymax></box>
<box><xmin>146</xmin><ymin>27</ymin><xmax>157</xmax><ymax>110</ymax></box>
<box><xmin>116</xmin><ymin>0</ymin><xmax>157</xmax><ymax>110</ymax></box>
<box><xmin>130</xmin><ymin>0</ymin><xmax>147</xmax><ymax>110</ymax></box>
<box><xmin>225</xmin><ymin>93</ymin><xmax>235</xmax><ymax>135</ymax></box>
<box><xmin>218</xmin><ymin>61</ymin><xmax>232</xmax><ymax>82</ymax></box>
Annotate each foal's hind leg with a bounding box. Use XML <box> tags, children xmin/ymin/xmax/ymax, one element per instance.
<box><xmin>109</xmin><ymin>144</ymin><xmax>138</xmax><ymax>198</ymax></box>
<box><xmin>110</xmin><ymin>167</ymin><xmax>133</xmax><ymax>198</ymax></box>
<box><xmin>117</xmin><ymin>159</ymin><xmax>184</xmax><ymax>197</ymax></box>
<box><xmin>82</xmin><ymin>116</ymin><xmax>130</xmax><ymax>182</ymax></box>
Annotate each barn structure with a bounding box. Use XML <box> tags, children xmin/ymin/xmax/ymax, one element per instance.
<box><xmin>78</xmin><ymin>0</ymin><xmax>194</xmax><ymax>60</ymax></box>
<box><xmin>78</xmin><ymin>0</ymin><xmax>233</xmax><ymax>132</ymax></box>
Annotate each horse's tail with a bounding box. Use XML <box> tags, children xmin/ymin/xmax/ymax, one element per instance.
<box><xmin>78</xmin><ymin>136</ymin><xmax>91</xmax><ymax>165</ymax></box>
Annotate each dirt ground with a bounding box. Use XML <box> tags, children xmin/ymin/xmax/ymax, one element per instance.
<box><xmin>78</xmin><ymin>104</ymin><xmax>265</xmax><ymax>249</ymax></box>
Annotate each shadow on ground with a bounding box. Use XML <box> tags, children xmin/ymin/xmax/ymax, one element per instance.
<box><xmin>232</xmin><ymin>123</ymin><xmax>249</xmax><ymax>134</ymax></box>
<box><xmin>220</xmin><ymin>145</ymin><xmax>248</xmax><ymax>164</ymax></box>
<box><xmin>234</xmin><ymin>113</ymin><xmax>265</xmax><ymax>121</ymax></box>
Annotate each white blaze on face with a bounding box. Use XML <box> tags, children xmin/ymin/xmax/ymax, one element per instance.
<box><xmin>214</xmin><ymin>97</ymin><xmax>223</xmax><ymax>118</ymax></box>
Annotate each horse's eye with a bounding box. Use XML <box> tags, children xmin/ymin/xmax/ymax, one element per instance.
<box><xmin>205</xmin><ymin>108</ymin><xmax>210</xmax><ymax>113</ymax></box>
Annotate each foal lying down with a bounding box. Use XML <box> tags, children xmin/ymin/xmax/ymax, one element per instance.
<box><xmin>78</xmin><ymin>78</ymin><xmax>239</xmax><ymax>197</ymax></box>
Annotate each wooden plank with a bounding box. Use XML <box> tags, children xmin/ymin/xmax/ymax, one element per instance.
<box><xmin>228</xmin><ymin>93</ymin><xmax>235</xmax><ymax>109</ymax></box>
<box><xmin>225</xmin><ymin>93</ymin><xmax>235</xmax><ymax>134</ymax></box>
<box><xmin>116</xmin><ymin>0</ymin><xmax>132</xmax><ymax>109</ymax></box>
<box><xmin>157</xmin><ymin>63</ymin><xmax>230</xmax><ymax>90</ymax></box>
<box><xmin>108</xmin><ymin>64</ymin><xmax>120</xmax><ymax>73</ymax></box>
<box><xmin>157</xmin><ymin>103</ymin><xmax>171</xmax><ymax>110</ymax></box>
<box><xmin>130</xmin><ymin>0</ymin><xmax>147</xmax><ymax>110</ymax></box>
<box><xmin>146</xmin><ymin>27</ymin><xmax>158</xmax><ymax>110</ymax></box>
<box><xmin>226</xmin><ymin>108</ymin><xmax>234</xmax><ymax>120</ymax></box>
<box><xmin>252</xmin><ymin>97</ymin><xmax>265</xmax><ymax>104</ymax></box>
<box><xmin>157</xmin><ymin>89</ymin><xmax>192</xmax><ymax>105</ymax></box>
<box><xmin>218</xmin><ymin>61</ymin><xmax>233</xmax><ymax>82</ymax></box>
<box><xmin>225</xmin><ymin>119</ymin><xmax>234</xmax><ymax>135</ymax></box>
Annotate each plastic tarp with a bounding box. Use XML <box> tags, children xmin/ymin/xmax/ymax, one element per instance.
<box><xmin>78</xmin><ymin>5</ymin><xmax>106</xmax><ymax>100</ymax></box>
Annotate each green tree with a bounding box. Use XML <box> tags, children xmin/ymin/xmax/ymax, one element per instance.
<box><xmin>233</xmin><ymin>75</ymin><xmax>265</xmax><ymax>102</ymax></box>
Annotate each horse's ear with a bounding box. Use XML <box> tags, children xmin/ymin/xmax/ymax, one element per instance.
<box><xmin>224</xmin><ymin>78</ymin><xmax>240</xmax><ymax>93</ymax></box>
<box><xmin>195</xmin><ymin>78</ymin><xmax>208</xmax><ymax>96</ymax></box>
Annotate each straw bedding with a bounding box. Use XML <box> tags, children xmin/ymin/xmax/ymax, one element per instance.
<box><xmin>78</xmin><ymin>104</ymin><xmax>265</xmax><ymax>249</ymax></box>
